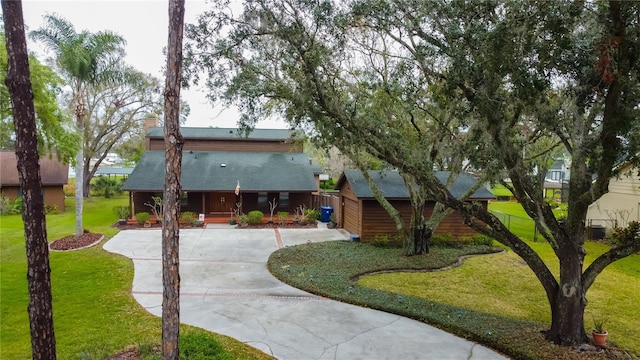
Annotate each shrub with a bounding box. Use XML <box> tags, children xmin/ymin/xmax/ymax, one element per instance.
<box><xmin>63</xmin><ymin>183</ymin><xmax>75</xmax><ymax>197</ymax></box>
<box><xmin>430</xmin><ymin>233</ymin><xmax>454</xmax><ymax>247</ymax></box>
<box><xmin>180</xmin><ymin>211</ymin><xmax>196</xmax><ymax>224</ymax></box>
<box><xmin>113</xmin><ymin>205</ymin><xmax>130</xmax><ymax>220</ymax></box>
<box><xmin>0</xmin><ymin>194</ymin><xmax>21</xmax><ymax>215</ymax></box>
<box><xmin>470</xmin><ymin>234</ymin><xmax>494</xmax><ymax>246</ymax></box>
<box><xmin>277</xmin><ymin>211</ymin><xmax>289</xmax><ymax>225</ymax></box>
<box><xmin>135</xmin><ymin>212</ymin><xmax>150</xmax><ymax>225</ymax></box>
<box><xmin>247</xmin><ymin>210</ymin><xmax>264</xmax><ymax>225</ymax></box>
<box><xmin>44</xmin><ymin>204</ymin><xmax>60</xmax><ymax>215</ymax></box>
<box><xmin>304</xmin><ymin>208</ymin><xmax>320</xmax><ymax>223</ymax></box>
<box><xmin>91</xmin><ymin>176</ymin><xmax>122</xmax><ymax>198</ymax></box>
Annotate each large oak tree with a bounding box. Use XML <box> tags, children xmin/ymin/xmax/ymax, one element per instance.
<box><xmin>186</xmin><ymin>0</ymin><xmax>640</xmax><ymax>346</ymax></box>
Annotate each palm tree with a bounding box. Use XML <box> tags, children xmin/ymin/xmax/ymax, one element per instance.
<box><xmin>31</xmin><ymin>15</ymin><xmax>126</xmax><ymax>237</ymax></box>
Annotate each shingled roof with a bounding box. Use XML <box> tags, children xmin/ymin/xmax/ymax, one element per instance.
<box><xmin>146</xmin><ymin>127</ymin><xmax>302</xmax><ymax>141</ymax></box>
<box><xmin>337</xmin><ymin>170</ymin><xmax>495</xmax><ymax>200</ymax></box>
<box><xmin>123</xmin><ymin>151</ymin><xmax>319</xmax><ymax>192</ymax></box>
<box><xmin>0</xmin><ymin>151</ymin><xmax>68</xmax><ymax>186</ymax></box>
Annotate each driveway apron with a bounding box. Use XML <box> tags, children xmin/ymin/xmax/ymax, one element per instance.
<box><xmin>104</xmin><ymin>227</ymin><xmax>507</xmax><ymax>360</ymax></box>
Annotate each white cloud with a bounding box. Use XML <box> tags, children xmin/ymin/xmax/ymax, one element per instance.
<box><xmin>19</xmin><ymin>0</ymin><xmax>287</xmax><ymax>129</ymax></box>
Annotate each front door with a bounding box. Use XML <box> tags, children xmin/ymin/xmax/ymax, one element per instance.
<box><xmin>210</xmin><ymin>192</ymin><xmax>236</xmax><ymax>213</ymax></box>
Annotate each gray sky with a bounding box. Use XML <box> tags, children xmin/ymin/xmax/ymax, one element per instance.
<box><xmin>19</xmin><ymin>0</ymin><xmax>286</xmax><ymax>129</ymax></box>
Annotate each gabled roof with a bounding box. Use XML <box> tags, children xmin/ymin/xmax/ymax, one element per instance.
<box><xmin>123</xmin><ymin>151</ymin><xmax>318</xmax><ymax>192</ymax></box>
<box><xmin>0</xmin><ymin>151</ymin><xmax>68</xmax><ymax>186</ymax></box>
<box><xmin>146</xmin><ymin>127</ymin><xmax>301</xmax><ymax>141</ymax></box>
<box><xmin>336</xmin><ymin>170</ymin><xmax>495</xmax><ymax>200</ymax></box>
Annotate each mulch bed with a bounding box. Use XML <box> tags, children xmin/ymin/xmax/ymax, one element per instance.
<box><xmin>49</xmin><ymin>232</ymin><xmax>104</xmax><ymax>251</ymax></box>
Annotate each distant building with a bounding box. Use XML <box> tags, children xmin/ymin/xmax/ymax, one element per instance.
<box><xmin>122</xmin><ymin>121</ymin><xmax>321</xmax><ymax>217</ymax></box>
<box><xmin>0</xmin><ymin>151</ymin><xmax>69</xmax><ymax>211</ymax></box>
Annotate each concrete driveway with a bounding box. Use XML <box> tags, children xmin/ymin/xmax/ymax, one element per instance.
<box><xmin>103</xmin><ymin>226</ymin><xmax>507</xmax><ymax>360</ymax></box>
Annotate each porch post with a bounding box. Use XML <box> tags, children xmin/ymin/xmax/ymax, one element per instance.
<box><xmin>201</xmin><ymin>192</ymin><xmax>206</xmax><ymax>215</ymax></box>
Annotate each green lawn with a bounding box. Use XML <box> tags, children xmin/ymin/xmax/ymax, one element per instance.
<box><xmin>0</xmin><ymin>196</ymin><xmax>271</xmax><ymax>359</ymax></box>
<box><xmin>359</xmin><ymin>202</ymin><xmax>639</xmax><ymax>356</ymax></box>
<box><xmin>268</xmin><ymin>200</ymin><xmax>639</xmax><ymax>359</ymax></box>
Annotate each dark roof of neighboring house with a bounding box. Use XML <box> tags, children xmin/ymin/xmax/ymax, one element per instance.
<box><xmin>336</xmin><ymin>170</ymin><xmax>495</xmax><ymax>200</ymax></box>
<box><xmin>123</xmin><ymin>151</ymin><xmax>318</xmax><ymax>192</ymax></box>
<box><xmin>0</xmin><ymin>151</ymin><xmax>68</xmax><ymax>186</ymax></box>
<box><xmin>146</xmin><ymin>127</ymin><xmax>301</xmax><ymax>141</ymax></box>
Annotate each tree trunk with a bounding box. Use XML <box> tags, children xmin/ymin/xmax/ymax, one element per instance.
<box><xmin>82</xmin><ymin>157</ymin><xmax>91</xmax><ymax>199</ymax></box>
<box><xmin>545</xmin><ymin>245</ymin><xmax>588</xmax><ymax>344</ymax></box>
<box><xmin>162</xmin><ymin>0</ymin><xmax>185</xmax><ymax>359</ymax></box>
<box><xmin>74</xmin><ymin>96</ymin><xmax>85</xmax><ymax>234</ymax></box>
<box><xmin>2</xmin><ymin>1</ymin><xmax>57</xmax><ymax>358</ymax></box>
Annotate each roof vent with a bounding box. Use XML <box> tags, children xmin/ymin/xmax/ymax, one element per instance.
<box><xmin>220</xmin><ymin>163</ymin><xmax>226</xmax><ymax>167</ymax></box>
<box><xmin>229</xmin><ymin>130</ymin><xmax>233</xmax><ymax>134</ymax></box>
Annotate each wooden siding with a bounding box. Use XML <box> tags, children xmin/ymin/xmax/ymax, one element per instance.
<box><xmin>342</xmin><ymin>197</ymin><xmax>361</xmax><ymax>235</ymax></box>
<box><xmin>1</xmin><ymin>185</ymin><xmax>65</xmax><ymax>212</ymax></box>
<box><xmin>289</xmin><ymin>192</ymin><xmax>312</xmax><ymax>212</ymax></box>
<box><xmin>586</xmin><ymin>165</ymin><xmax>640</xmax><ymax>227</ymax></box>
<box><xmin>148</xmin><ymin>138</ymin><xmax>301</xmax><ymax>153</ymax></box>
<box><xmin>355</xmin><ymin>199</ymin><xmax>483</xmax><ymax>243</ymax></box>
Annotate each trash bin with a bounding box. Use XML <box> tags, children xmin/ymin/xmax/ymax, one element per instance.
<box><xmin>589</xmin><ymin>225</ymin><xmax>606</xmax><ymax>240</ymax></box>
<box><xmin>320</xmin><ymin>206</ymin><xmax>333</xmax><ymax>222</ymax></box>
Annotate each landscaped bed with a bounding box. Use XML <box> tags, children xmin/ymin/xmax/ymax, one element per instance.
<box><xmin>267</xmin><ymin>241</ymin><xmax>635</xmax><ymax>360</ymax></box>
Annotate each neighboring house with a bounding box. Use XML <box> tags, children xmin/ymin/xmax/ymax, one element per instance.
<box><xmin>335</xmin><ymin>170</ymin><xmax>496</xmax><ymax>242</ymax></box>
<box><xmin>586</xmin><ymin>162</ymin><xmax>640</xmax><ymax>229</ymax></box>
<box><xmin>0</xmin><ymin>151</ymin><xmax>69</xmax><ymax>211</ymax></box>
<box><xmin>123</xmin><ymin>124</ymin><xmax>321</xmax><ymax>218</ymax></box>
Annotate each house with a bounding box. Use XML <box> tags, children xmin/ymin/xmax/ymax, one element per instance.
<box><xmin>335</xmin><ymin>170</ymin><xmax>495</xmax><ymax>242</ymax></box>
<box><xmin>0</xmin><ymin>151</ymin><xmax>69</xmax><ymax>211</ymax></box>
<box><xmin>586</xmin><ymin>162</ymin><xmax>640</xmax><ymax>229</ymax></box>
<box><xmin>122</xmin><ymin>123</ymin><xmax>321</xmax><ymax>218</ymax></box>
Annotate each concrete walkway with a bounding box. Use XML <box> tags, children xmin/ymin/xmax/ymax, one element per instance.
<box><xmin>103</xmin><ymin>226</ymin><xmax>508</xmax><ymax>360</ymax></box>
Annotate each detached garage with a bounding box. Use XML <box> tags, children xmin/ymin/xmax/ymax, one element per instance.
<box><xmin>335</xmin><ymin>170</ymin><xmax>495</xmax><ymax>243</ymax></box>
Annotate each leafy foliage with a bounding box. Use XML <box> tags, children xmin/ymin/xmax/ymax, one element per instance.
<box><xmin>0</xmin><ymin>33</ymin><xmax>79</xmax><ymax>162</ymax></box>
<box><xmin>179</xmin><ymin>211</ymin><xmax>196</xmax><ymax>224</ymax></box>
<box><xmin>247</xmin><ymin>210</ymin><xmax>264</xmax><ymax>225</ymax></box>
<box><xmin>135</xmin><ymin>212</ymin><xmax>150</xmax><ymax>225</ymax></box>
<box><xmin>186</xmin><ymin>0</ymin><xmax>640</xmax><ymax>344</ymax></box>
<box><xmin>91</xmin><ymin>176</ymin><xmax>123</xmax><ymax>198</ymax></box>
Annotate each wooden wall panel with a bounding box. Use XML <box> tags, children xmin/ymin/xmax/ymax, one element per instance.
<box><xmin>358</xmin><ymin>200</ymin><xmax>484</xmax><ymax>243</ymax></box>
<box><xmin>342</xmin><ymin>197</ymin><xmax>360</xmax><ymax>235</ymax></box>
<box><xmin>289</xmin><ymin>192</ymin><xmax>312</xmax><ymax>213</ymax></box>
<box><xmin>43</xmin><ymin>186</ymin><xmax>65</xmax><ymax>212</ymax></box>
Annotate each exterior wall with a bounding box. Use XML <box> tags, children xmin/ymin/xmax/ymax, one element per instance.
<box><xmin>43</xmin><ymin>186</ymin><xmax>66</xmax><ymax>212</ymax></box>
<box><xmin>0</xmin><ymin>186</ymin><xmax>19</xmax><ymax>200</ymax></box>
<box><xmin>587</xmin><ymin>168</ymin><xmax>640</xmax><ymax>228</ymax></box>
<box><xmin>132</xmin><ymin>191</ymin><xmax>313</xmax><ymax>218</ymax></box>
<box><xmin>148</xmin><ymin>138</ymin><xmax>301</xmax><ymax>153</ymax></box>
<box><xmin>1</xmin><ymin>185</ymin><xmax>65</xmax><ymax>212</ymax></box>
<box><xmin>354</xmin><ymin>199</ymin><xmax>485</xmax><ymax>243</ymax></box>
<box><xmin>288</xmin><ymin>192</ymin><xmax>312</xmax><ymax>213</ymax></box>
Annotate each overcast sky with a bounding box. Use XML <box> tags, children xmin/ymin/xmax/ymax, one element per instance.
<box><xmin>19</xmin><ymin>0</ymin><xmax>286</xmax><ymax>129</ymax></box>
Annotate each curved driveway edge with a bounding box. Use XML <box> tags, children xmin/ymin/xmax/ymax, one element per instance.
<box><xmin>104</xmin><ymin>227</ymin><xmax>508</xmax><ymax>360</ymax></box>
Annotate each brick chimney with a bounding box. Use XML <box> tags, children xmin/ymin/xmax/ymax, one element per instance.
<box><xmin>144</xmin><ymin>116</ymin><xmax>159</xmax><ymax>133</ymax></box>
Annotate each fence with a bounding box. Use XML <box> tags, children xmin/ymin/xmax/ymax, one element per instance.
<box><xmin>312</xmin><ymin>192</ymin><xmax>340</xmax><ymax>222</ymax></box>
<box><xmin>489</xmin><ymin>210</ymin><xmax>539</xmax><ymax>242</ymax></box>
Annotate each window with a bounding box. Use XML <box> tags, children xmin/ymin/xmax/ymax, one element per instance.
<box><xmin>181</xmin><ymin>191</ymin><xmax>188</xmax><ymax>206</ymax></box>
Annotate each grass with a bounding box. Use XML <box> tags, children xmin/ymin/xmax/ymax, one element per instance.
<box><xmin>267</xmin><ymin>202</ymin><xmax>640</xmax><ymax>360</ymax></box>
<box><xmin>0</xmin><ymin>196</ymin><xmax>272</xmax><ymax>360</ymax></box>
<box><xmin>268</xmin><ymin>241</ymin><xmax>638</xmax><ymax>359</ymax></box>
<box><xmin>365</xmin><ymin>202</ymin><xmax>640</xmax><ymax>357</ymax></box>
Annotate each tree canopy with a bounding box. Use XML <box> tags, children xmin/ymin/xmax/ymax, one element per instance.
<box><xmin>1</xmin><ymin>32</ymin><xmax>78</xmax><ymax>163</ymax></box>
<box><xmin>186</xmin><ymin>0</ymin><xmax>640</xmax><ymax>346</ymax></box>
